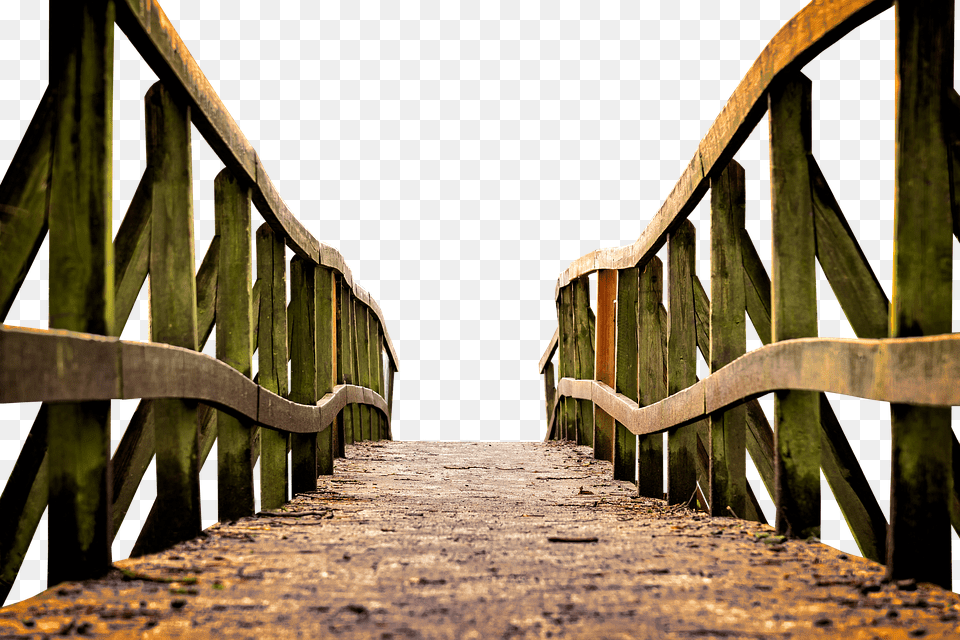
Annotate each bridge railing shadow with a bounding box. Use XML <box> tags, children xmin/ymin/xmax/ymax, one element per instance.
<box><xmin>0</xmin><ymin>0</ymin><xmax>398</xmax><ymax>606</ymax></box>
<box><xmin>540</xmin><ymin>0</ymin><xmax>960</xmax><ymax>589</ymax></box>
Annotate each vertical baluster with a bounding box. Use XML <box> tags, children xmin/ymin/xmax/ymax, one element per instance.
<box><xmin>668</xmin><ymin>221</ymin><xmax>698</xmax><ymax>505</ymax></box>
<box><xmin>214</xmin><ymin>169</ymin><xmax>254</xmax><ymax>520</ymax></box>
<box><xmin>888</xmin><ymin>0</ymin><xmax>954</xmax><ymax>587</ymax></box>
<box><xmin>709</xmin><ymin>160</ymin><xmax>747</xmax><ymax>518</ymax></box>
<box><xmin>289</xmin><ymin>257</ymin><xmax>318</xmax><ymax>494</ymax></box>
<box><xmin>356</xmin><ymin>299</ymin><xmax>372</xmax><ymax>441</ymax></box>
<box><xmin>542</xmin><ymin>361</ymin><xmax>557</xmax><ymax>440</ymax></box>
<box><xmin>594</xmin><ymin>270</ymin><xmax>617</xmax><ymax>462</ymax></box>
<box><xmin>46</xmin><ymin>0</ymin><xmax>115</xmax><ymax>584</ymax></box>
<box><xmin>333</xmin><ymin>275</ymin><xmax>346</xmax><ymax>457</ymax></box>
<box><xmin>769</xmin><ymin>72</ymin><xmax>819</xmax><ymax>539</ymax></box>
<box><xmin>557</xmin><ymin>284</ymin><xmax>576</xmax><ymax>441</ymax></box>
<box><xmin>350</xmin><ymin>294</ymin><xmax>363</xmax><ymax>442</ymax></box>
<box><xmin>374</xmin><ymin>320</ymin><xmax>385</xmax><ymax>441</ymax></box>
<box><xmin>386</xmin><ymin>360</ymin><xmax>396</xmax><ymax>440</ymax></box>
<box><xmin>338</xmin><ymin>278</ymin><xmax>355</xmax><ymax>446</ymax></box>
<box><xmin>316</xmin><ymin>266</ymin><xmax>336</xmax><ymax>476</ymax></box>
<box><xmin>256</xmin><ymin>224</ymin><xmax>289</xmax><ymax>508</ymax></box>
<box><xmin>637</xmin><ymin>258</ymin><xmax>665</xmax><ymax>498</ymax></box>
<box><xmin>573</xmin><ymin>277</ymin><xmax>595</xmax><ymax>447</ymax></box>
<box><xmin>614</xmin><ymin>267</ymin><xmax>639</xmax><ymax>480</ymax></box>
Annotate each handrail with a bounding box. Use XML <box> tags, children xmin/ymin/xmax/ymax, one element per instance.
<box><xmin>113</xmin><ymin>0</ymin><xmax>398</xmax><ymax>369</ymax></box>
<box><xmin>549</xmin><ymin>0</ymin><xmax>892</xmax><ymax>301</ymax></box>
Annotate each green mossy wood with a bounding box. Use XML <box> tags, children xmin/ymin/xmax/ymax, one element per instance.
<box><xmin>637</xmin><ymin>258</ymin><xmax>665</xmax><ymax>499</ymax></box>
<box><xmin>289</xmin><ymin>257</ymin><xmax>318</xmax><ymax>495</ymax></box>
<box><xmin>573</xmin><ymin>277</ymin><xmax>595</xmax><ymax>447</ymax></box>
<box><xmin>338</xmin><ymin>279</ymin><xmax>356</xmax><ymax>445</ymax></box>
<box><xmin>557</xmin><ymin>285</ymin><xmax>576</xmax><ymax>442</ymax></box>
<box><xmin>356</xmin><ymin>302</ymin><xmax>372</xmax><ymax>441</ymax></box>
<box><xmin>350</xmin><ymin>296</ymin><xmax>363</xmax><ymax>442</ymax></box>
<box><xmin>769</xmin><ymin>72</ymin><xmax>819</xmax><ymax>540</ymax></box>
<box><xmin>316</xmin><ymin>267</ymin><xmax>336</xmax><ymax>475</ymax></box>
<box><xmin>614</xmin><ymin>267</ymin><xmax>638</xmax><ymax>481</ymax></box>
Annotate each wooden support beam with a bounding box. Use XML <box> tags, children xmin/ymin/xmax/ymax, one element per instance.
<box><xmin>374</xmin><ymin>322</ymin><xmax>385</xmax><ymax>442</ymax></box>
<box><xmin>386</xmin><ymin>363</ymin><xmax>396</xmax><ymax>440</ymax></box>
<box><xmin>256</xmin><ymin>223</ymin><xmax>289</xmax><ymax>508</ymax></box>
<box><xmin>709</xmin><ymin>160</ymin><xmax>747</xmax><ymax>519</ymax></box>
<box><xmin>557</xmin><ymin>284</ymin><xmax>577</xmax><ymax>442</ymax></box>
<box><xmin>316</xmin><ymin>266</ymin><xmax>336</xmax><ymax>475</ymax></box>
<box><xmin>350</xmin><ymin>295</ymin><xmax>363</xmax><ymax>442</ymax></box>
<box><xmin>214</xmin><ymin>168</ymin><xmax>254</xmax><ymax>521</ymax></box>
<box><xmin>289</xmin><ymin>257</ymin><xmax>318</xmax><ymax>494</ymax></box>
<box><xmin>667</xmin><ymin>221</ymin><xmax>698</xmax><ymax>505</ymax></box>
<box><xmin>888</xmin><ymin>0</ymin><xmax>954</xmax><ymax>588</ymax></box>
<box><xmin>573</xmin><ymin>277</ymin><xmax>595</xmax><ymax>447</ymax></box>
<box><xmin>356</xmin><ymin>301</ymin><xmax>372</xmax><ymax>441</ymax></box>
<box><xmin>542</xmin><ymin>361</ymin><xmax>557</xmax><ymax>440</ymax></box>
<box><xmin>637</xmin><ymin>258</ymin><xmax>665</xmax><ymax>498</ymax></box>
<box><xmin>594</xmin><ymin>270</ymin><xmax>617</xmax><ymax>463</ymax></box>
<box><xmin>614</xmin><ymin>267</ymin><xmax>638</xmax><ymax>480</ymax></box>
<box><xmin>338</xmin><ymin>278</ymin><xmax>355</xmax><ymax>445</ymax></box>
<box><xmin>46</xmin><ymin>0</ymin><xmax>115</xmax><ymax>586</ymax></box>
<box><xmin>769</xmin><ymin>72</ymin><xmax>819</xmax><ymax>540</ymax></box>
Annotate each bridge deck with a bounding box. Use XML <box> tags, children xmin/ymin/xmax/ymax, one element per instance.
<box><xmin>2</xmin><ymin>441</ymin><xmax>959</xmax><ymax>638</ymax></box>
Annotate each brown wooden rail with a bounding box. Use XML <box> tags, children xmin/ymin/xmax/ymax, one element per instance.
<box><xmin>541</xmin><ymin>0</ymin><xmax>958</xmax><ymax>589</ymax></box>
<box><xmin>0</xmin><ymin>0</ymin><xmax>398</xmax><ymax>605</ymax></box>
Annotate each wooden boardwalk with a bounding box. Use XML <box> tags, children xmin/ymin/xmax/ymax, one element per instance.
<box><xmin>2</xmin><ymin>441</ymin><xmax>959</xmax><ymax>639</ymax></box>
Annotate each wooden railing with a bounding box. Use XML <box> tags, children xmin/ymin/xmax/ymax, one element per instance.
<box><xmin>0</xmin><ymin>0</ymin><xmax>398</xmax><ymax>605</ymax></box>
<box><xmin>540</xmin><ymin>0</ymin><xmax>959</xmax><ymax>589</ymax></box>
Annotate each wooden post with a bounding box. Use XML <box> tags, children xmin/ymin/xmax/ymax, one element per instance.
<box><xmin>709</xmin><ymin>160</ymin><xmax>747</xmax><ymax>518</ymax></box>
<box><xmin>637</xmin><ymin>258</ymin><xmax>665</xmax><ymax>498</ymax></box>
<box><xmin>614</xmin><ymin>267</ymin><xmax>639</xmax><ymax>480</ymax></box>
<box><xmin>374</xmin><ymin>321</ymin><xmax>385</xmax><ymax>441</ymax></box>
<box><xmin>386</xmin><ymin>361</ymin><xmax>396</xmax><ymax>439</ymax></box>
<box><xmin>542</xmin><ymin>361</ymin><xmax>557</xmax><ymax>440</ymax></box>
<box><xmin>573</xmin><ymin>277</ymin><xmax>595</xmax><ymax>447</ymax></box>
<box><xmin>557</xmin><ymin>285</ymin><xmax>577</xmax><ymax>441</ymax></box>
<box><xmin>667</xmin><ymin>221</ymin><xmax>698</xmax><ymax>506</ymax></box>
<box><xmin>141</xmin><ymin>81</ymin><xmax>203</xmax><ymax>554</ymax></box>
<box><xmin>214</xmin><ymin>168</ymin><xmax>254</xmax><ymax>521</ymax></box>
<box><xmin>338</xmin><ymin>279</ymin><xmax>355</xmax><ymax>446</ymax></box>
<box><xmin>356</xmin><ymin>301</ymin><xmax>372</xmax><ymax>441</ymax></box>
<box><xmin>256</xmin><ymin>224</ymin><xmax>289</xmax><ymax>508</ymax></box>
<box><xmin>289</xmin><ymin>257</ymin><xmax>318</xmax><ymax>494</ymax></box>
<box><xmin>316</xmin><ymin>266</ymin><xmax>336</xmax><ymax>475</ymax></box>
<box><xmin>594</xmin><ymin>270</ymin><xmax>617</xmax><ymax>462</ymax></box>
<box><xmin>888</xmin><ymin>0</ymin><xmax>954</xmax><ymax>588</ymax></box>
<box><xmin>350</xmin><ymin>295</ymin><xmax>363</xmax><ymax>442</ymax></box>
<box><xmin>46</xmin><ymin>0</ymin><xmax>116</xmax><ymax>585</ymax></box>
<box><xmin>770</xmin><ymin>72</ymin><xmax>819</xmax><ymax>539</ymax></box>
<box><xmin>332</xmin><ymin>276</ymin><xmax>346</xmax><ymax>457</ymax></box>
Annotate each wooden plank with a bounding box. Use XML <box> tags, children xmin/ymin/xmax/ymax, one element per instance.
<box><xmin>538</xmin><ymin>328</ymin><xmax>559</xmax><ymax>375</ymax></box>
<box><xmin>769</xmin><ymin>72</ymin><xmax>819</xmax><ymax>540</ymax></box>
<box><xmin>614</xmin><ymin>267</ymin><xmax>638</xmax><ymax>480</ymax></box>
<box><xmin>542</xmin><ymin>361</ymin><xmax>557</xmax><ymax>440</ymax></box>
<box><xmin>709</xmin><ymin>160</ymin><xmax>747</xmax><ymax>519</ymax></box>
<box><xmin>386</xmin><ymin>364</ymin><xmax>396</xmax><ymax>440</ymax></box>
<box><xmin>256</xmin><ymin>224</ymin><xmax>288</xmax><ymax>507</ymax></box>
<box><xmin>557</xmin><ymin>285</ymin><xmax>577</xmax><ymax>441</ymax></box>
<box><xmin>337</xmin><ymin>279</ymin><xmax>355</xmax><ymax>445</ymax></box>
<box><xmin>888</xmin><ymin>0</ymin><xmax>954</xmax><ymax>588</ymax></box>
<box><xmin>350</xmin><ymin>295</ymin><xmax>363</xmax><ymax>442</ymax></box>
<box><xmin>740</xmin><ymin>229</ymin><xmax>772</xmax><ymax>345</ymax></box>
<box><xmin>112</xmin><ymin>169</ymin><xmax>153</xmax><ymax>332</ymax></box>
<box><xmin>374</xmin><ymin>321</ymin><xmax>385</xmax><ymax>442</ymax></box>
<box><xmin>637</xmin><ymin>258</ymin><xmax>665</xmax><ymax>498</ymax></box>
<box><xmin>356</xmin><ymin>302</ymin><xmax>372</xmax><ymax>441</ymax></box>
<box><xmin>316</xmin><ymin>266</ymin><xmax>336</xmax><ymax>475</ymax></box>
<box><xmin>214</xmin><ymin>168</ymin><xmax>254</xmax><ymax>522</ymax></box>
<box><xmin>289</xmin><ymin>257</ymin><xmax>318</xmax><ymax>494</ymax></box>
<box><xmin>667</xmin><ymin>221</ymin><xmax>698</xmax><ymax>505</ymax></box>
<box><xmin>594</xmin><ymin>270</ymin><xmax>617</xmax><ymax>462</ymax></box>
<box><xmin>0</xmin><ymin>86</ymin><xmax>53</xmax><ymax>321</ymax></box>
<box><xmin>46</xmin><ymin>0</ymin><xmax>115</xmax><ymax>586</ymax></box>
<box><xmin>573</xmin><ymin>277</ymin><xmax>595</xmax><ymax>447</ymax></box>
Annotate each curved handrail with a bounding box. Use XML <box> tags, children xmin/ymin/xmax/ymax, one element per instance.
<box><xmin>555</xmin><ymin>334</ymin><xmax>960</xmax><ymax>437</ymax></box>
<box><xmin>551</xmin><ymin>0</ymin><xmax>892</xmax><ymax>301</ymax></box>
<box><xmin>114</xmin><ymin>0</ymin><xmax>399</xmax><ymax>370</ymax></box>
<box><xmin>0</xmin><ymin>325</ymin><xmax>389</xmax><ymax>435</ymax></box>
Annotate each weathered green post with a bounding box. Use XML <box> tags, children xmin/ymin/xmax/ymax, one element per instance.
<box><xmin>289</xmin><ymin>257</ymin><xmax>318</xmax><ymax>494</ymax></box>
<box><xmin>637</xmin><ymin>258</ymin><xmax>665</xmax><ymax>498</ymax></box>
<box><xmin>614</xmin><ymin>267</ymin><xmax>638</xmax><ymax>481</ymax></box>
<box><xmin>316</xmin><ymin>266</ymin><xmax>336</xmax><ymax>476</ymax></box>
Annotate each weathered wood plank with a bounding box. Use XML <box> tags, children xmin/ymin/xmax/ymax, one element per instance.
<box><xmin>0</xmin><ymin>86</ymin><xmax>53</xmax><ymax>322</ymax></box>
<box><xmin>386</xmin><ymin>364</ymin><xmax>396</xmax><ymax>440</ymax></box>
<box><xmin>538</xmin><ymin>328</ymin><xmax>559</xmax><ymax>375</ymax></box>
<box><xmin>543</xmin><ymin>361</ymin><xmax>557</xmax><ymax>440</ymax></box>
<box><xmin>46</xmin><ymin>0</ymin><xmax>115</xmax><ymax>586</ymax></box>
<box><xmin>637</xmin><ymin>258</ymin><xmax>665</xmax><ymax>498</ymax></box>
<box><xmin>356</xmin><ymin>300</ymin><xmax>372</xmax><ymax>441</ymax></box>
<box><xmin>573</xmin><ymin>277</ymin><xmax>595</xmax><ymax>447</ymax></box>
<box><xmin>667</xmin><ymin>221</ymin><xmax>698</xmax><ymax>505</ymax></box>
<box><xmin>374</xmin><ymin>321</ymin><xmax>385</xmax><ymax>442</ymax></box>
<box><xmin>709</xmin><ymin>160</ymin><xmax>747</xmax><ymax>519</ymax></box>
<box><xmin>112</xmin><ymin>169</ymin><xmax>153</xmax><ymax>331</ymax></box>
<box><xmin>769</xmin><ymin>72</ymin><xmax>819</xmax><ymax>540</ymax></box>
<box><xmin>214</xmin><ymin>168</ymin><xmax>254</xmax><ymax>521</ymax></box>
<box><xmin>350</xmin><ymin>295</ymin><xmax>363</xmax><ymax>442</ymax></box>
<box><xmin>594</xmin><ymin>270</ymin><xmax>617</xmax><ymax>463</ymax></box>
<box><xmin>316</xmin><ymin>266</ymin><xmax>336</xmax><ymax>475</ymax></box>
<box><xmin>614</xmin><ymin>267</ymin><xmax>638</xmax><ymax>480</ymax></box>
<box><xmin>337</xmin><ymin>279</ymin><xmax>355</xmax><ymax>445</ymax></box>
<box><xmin>888</xmin><ymin>0</ymin><xmax>954</xmax><ymax>588</ymax></box>
<box><xmin>289</xmin><ymin>257</ymin><xmax>318</xmax><ymax>494</ymax></box>
<box><xmin>557</xmin><ymin>285</ymin><xmax>577</xmax><ymax>441</ymax></box>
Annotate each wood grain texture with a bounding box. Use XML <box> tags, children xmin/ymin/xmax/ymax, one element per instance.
<box><xmin>542</xmin><ymin>361</ymin><xmax>557</xmax><ymax>440</ymax></box>
<box><xmin>613</xmin><ymin>267</ymin><xmax>638</xmax><ymax>480</ymax></box>
<box><xmin>356</xmin><ymin>299</ymin><xmax>372</xmax><ymax>441</ymax></box>
<box><xmin>316</xmin><ymin>266</ymin><xmax>336</xmax><ymax>475</ymax></box>
<box><xmin>594</xmin><ymin>270</ymin><xmax>616</xmax><ymax>463</ymax></box>
<box><xmin>539</xmin><ymin>328</ymin><xmax>559</xmax><ymax>375</ymax></box>
<box><xmin>557</xmin><ymin>285</ymin><xmax>577</xmax><ymax>442</ymax></box>
<box><xmin>289</xmin><ymin>257</ymin><xmax>318</xmax><ymax>495</ymax></box>
<box><xmin>709</xmin><ymin>160</ymin><xmax>747</xmax><ymax>519</ymax></box>
<box><xmin>637</xmin><ymin>259</ymin><xmax>665</xmax><ymax>498</ymax></box>
<box><xmin>338</xmin><ymin>279</ymin><xmax>356</xmax><ymax>445</ymax></box>
<box><xmin>888</xmin><ymin>0</ymin><xmax>954</xmax><ymax>588</ymax></box>
<box><xmin>573</xmin><ymin>277</ymin><xmax>595</xmax><ymax>447</ymax></box>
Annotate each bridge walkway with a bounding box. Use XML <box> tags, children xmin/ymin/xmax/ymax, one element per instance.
<box><xmin>2</xmin><ymin>441</ymin><xmax>959</xmax><ymax>639</ymax></box>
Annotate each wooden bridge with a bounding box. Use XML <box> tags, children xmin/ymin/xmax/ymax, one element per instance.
<box><xmin>2</xmin><ymin>0</ymin><xmax>960</xmax><ymax>636</ymax></box>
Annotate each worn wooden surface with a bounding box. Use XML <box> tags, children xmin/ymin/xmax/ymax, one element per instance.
<box><xmin>316</xmin><ymin>266</ymin><xmax>336</xmax><ymax>475</ymax></box>
<box><xmin>557</xmin><ymin>285</ymin><xmax>576</xmax><ymax>442</ymax></box>
<box><xmin>572</xmin><ymin>277</ymin><xmax>594</xmax><ymax>448</ymax></box>
<box><xmin>593</xmin><ymin>270</ymin><xmax>616</xmax><ymax>463</ymax></box>
<box><xmin>289</xmin><ymin>258</ymin><xmax>318</xmax><ymax>495</ymax></box>
<box><xmin>4</xmin><ymin>441</ymin><xmax>960</xmax><ymax>639</ymax></box>
<box><xmin>613</xmin><ymin>267</ymin><xmax>637</xmax><ymax>480</ymax></box>
<box><xmin>637</xmin><ymin>259</ymin><xmax>665</xmax><ymax>498</ymax></box>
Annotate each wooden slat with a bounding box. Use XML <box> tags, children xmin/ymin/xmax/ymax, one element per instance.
<box><xmin>0</xmin><ymin>87</ymin><xmax>53</xmax><ymax>322</ymax></box>
<box><xmin>316</xmin><ymin>266</ymin><xmax>336</xmax><ymax>475</ymax></box>
<box><xmin>769</xmin><ymin>72</ymin><xmax>819</xmax><ymax>540</ymax></box>
<box><xmin>888</xmin><ymin>0</ymin><xmax>954</xmax><ymax>588</ymax></box>
<box><xmin>386</xmin><ymin>364</ymin><xmax>396</xmax><ymax>440</ymax></box>
<box><xmin>289</xmin><ymin>257</ymin><xmax>318</xmax><ymax>494</ymax></box>
<box><xmin>356</xmin><ymin>300</ymin><xmax>372</xmax><ymax>441</ymax></box>
<box><xmin>637</xmin><ymin>258</ymin><xmax>665</xmax><ymax>498</ymax></box>
<box><xmin>374</xmin><ymin>322</ymin><xmax>386</xmax><ymax>442</ymax></box>
<box><xmin>667</xmin><ymin>221</ymin><xmax>698</xmax><ymax>505</ymax></box>
<box><xmin>594</xmin><ymin>270</ymin><xmax>617</xmax><ymax>462</ymax></box>
<box><xmin>573</xmin><ymin>277</ymin><xmax>595</xmax><ymax>447</ymax></box>
<box><xmin>542</xmin><ymin>361</ymin><xmax>557</xmax><ymax>440</ymax></box>
<box><xmin>214</xmin><ymin>168</ymin><xmax>254</xmax><ymax>522</ymax></box>
<box><xmin>46</xmin><ymin>0</ymin><xmax>115</xmax><ymax>586</ymax></box>
<box><xmin>614</xmin><ymin>267</ymin><xmax>638</xmax><ymax>480</ymax></box>
<box><xmin>539</xmin><ymin>328</ymin><xmax>559</xmax><ymax>375</ymax></box>
<box><xmin>709</xmin><ymin>160</ymin><xmax>747</xmax><ymax>519</ymax></box>
<box><xmin>557</xmin><ymin>285</ymin><xmax>577</xmax><ymax>442</ymax></box>
<box><xmin>112</xmin><ymin>169</ymin><xmax>153</xmax><ymax>331</ymax></box>
<box><xmin>338</xmin><ymin>278</ymin><xmax>355</xmax><ymax>445</ymax></box>
<box><xmin>350</xmin><ymin>294</ymin><xmax>363</xmax><ymax>442</ymax></box>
